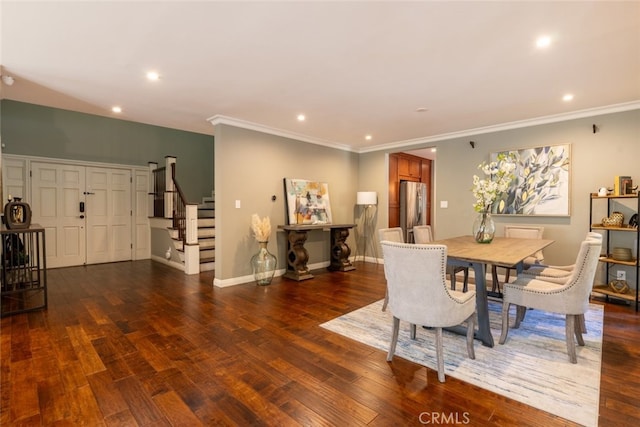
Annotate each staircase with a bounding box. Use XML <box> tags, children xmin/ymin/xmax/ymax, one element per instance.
<box><xmin>197</xmin><ymin>196</ymin><xmax>215</xmax><ymax>271</ymax></box>
<box><xmin>169</xmin><ymin>194</ymin><xmax>215</xmax><ymax>272</ymax></box>
<box><xmin>151</xmin><ymin>158</ymin><xmax>215</xmax><ymax>274</ymax></box>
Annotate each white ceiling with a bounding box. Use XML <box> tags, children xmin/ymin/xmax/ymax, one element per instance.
<box><xmin>1</xmin><ymin>1</ymin><xmax>639</xmax><ymax>153</ymax></box>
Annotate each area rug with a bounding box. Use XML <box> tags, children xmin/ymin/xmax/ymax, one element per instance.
<box><xmin>320</xmin><ymin>299</ymin><xmax>603</xmax><ymax>427</ymax></box>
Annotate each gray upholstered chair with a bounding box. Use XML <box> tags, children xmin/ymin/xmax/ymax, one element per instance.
<box><xmin>381</xmin><ymin>241</ymin><xmax>476</xmax><ymax>382</ymax></box>
<box><xmin>378</xmin><ymin>227</ymin><xmax>404</xmax><ymax>311</ymax></box>
<box><xmin>413</xmin><ymin>225</ymin><xmax>469</xmax><ymax>291</ymax></box>
<box><xmin>491</xmin><ymin>225</ymin><xmax>545</xmax><ymax>293</ymax></box>
<box><xmin>499</xmin><ymin>237</ymin><xmax>602</xmax><ymax>363</ymax></box>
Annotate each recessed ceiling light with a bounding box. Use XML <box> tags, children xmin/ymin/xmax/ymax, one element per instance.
<box><xmin>146</xmin><ymin>71</ymin><xmax>160</xmax><ymax>81</ymax></box>
<box><xmin>562</xmin><ymin>94</ymin><xmax>574</xmax><ymax>102</ymax></box>
<box><xmin>416</xmin><ymin>107</ymin><xmax>428</xmax><ymax>113</ymax></box>
<box><xmin>431</xmin><ymin>148</ymin><xmax>437</xmax><ymax>153</ymax></box>
<box><xmin>112</xmin><ymin>106</ymin><xmax>122</xmax><ymax>113</ymax></box>
<box><xmin>365</xmin><ymin>135</ymin><xmax>372</xmax><ymax>141</ymax></box>
<box><xmin>297</xmin><ymin>114</ymin><xmax>306</xmax><ymax>122</ymax></box>
<box><xmin>536</xmin><ymin>35</ymin><xmax>552</xmax><ymax>49</ymax></box>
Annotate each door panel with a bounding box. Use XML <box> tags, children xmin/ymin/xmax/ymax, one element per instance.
<box><xmin>31</xmin><ymin>162</ymin><xmax>86</xmax><ymax>268</ymax></box>
<box><xmin>4</xmin><ymin>158</ymin><xmax>28</xmax><ymax>200</ymax></box>
<box><xmin>134</xmin><ymin>171</ymin><xmax>151</xmax><ymax>260</ymax></box>
<box><xmin>31</xmin><ymin>162</ymin><xmax>134</xmax><ymax>267</ymax></box>
<box><xmin>86</xmin><ymin>167</ymin><xmax>132</xmax><ymax>264</ymax></box>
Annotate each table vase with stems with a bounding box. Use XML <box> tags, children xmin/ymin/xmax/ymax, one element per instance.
<box><xmin>473</xmin><ymin>211</ymin><xmax>495</xmax><ymax>243</ymax></box>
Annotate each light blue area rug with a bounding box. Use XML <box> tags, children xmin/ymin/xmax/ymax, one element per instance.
<box><xmin>321</xmin><ymin>299</ymin><xmax>603</xmax><ymax>427</ymax></box>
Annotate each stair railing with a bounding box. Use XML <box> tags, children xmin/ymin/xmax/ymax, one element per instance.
<box><xmin>172</xmin><ymin>163</ymin><xmax>188</xmax><ymax>243</ymax></box>
<box><xmin>171</xmin><ymin>163</ymin><xmax>200</xmax><ymax>274</ymax></box>
<box><xmin>151</xmin><ymin>166</ymin><xmax>166</xmax><ymax>217</ymax></box>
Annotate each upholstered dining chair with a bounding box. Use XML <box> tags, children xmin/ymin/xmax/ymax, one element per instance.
<box><xmin>413</xmin><ymin>225</ymin><xmax>470</xmax><ymax>292</ymax></box>
<box><xmin>519</xmin><ymin>232</ymin><xmax>603</xmax><ymax>335</ymax></box>
<box><xmin>381</xmin><ymin>241</ymin><xmax>476</xmax><ymax>382</ymax></box>
<box><xmin>377</xmin><ymin>227</ymin><xmax>404</xmax><ymax>244</ymax></box>
<box><xmin>377</xmin><ymin>227</ymin><xmax>404</xmax><ymax>311</ymax></box>
<box><xmin>491</xmin><ymin>225</ymin><xmax>545</xmax><ymax>293</ymax></box>
<box><xmin>499</xmin><ymin>237</ymin><xmax>602</xmax><ymax>363</ymax></box>
<box><xmin>521</xmin><ymin>232</ymin><xmax>603</xmax><ymax>284</ymax></box>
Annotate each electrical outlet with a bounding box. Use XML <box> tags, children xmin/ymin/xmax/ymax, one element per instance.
<box><xmin>616</xmin><ymin>270</ymin><xmax>626</xmax><ymax>281</ymax></box>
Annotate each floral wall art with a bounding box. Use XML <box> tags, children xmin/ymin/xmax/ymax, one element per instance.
<box><xmin>491</xmin><ymin>144</ymin><xmax>571</xmax><ymax>216</ymax></box>
<box><xmin>284</xmin><ymin>178</ymin><xmax>333</xmax><ymax>225</ymax></box>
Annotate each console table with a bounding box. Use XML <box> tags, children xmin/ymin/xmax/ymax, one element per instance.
<box><xmin>1</xmin><ymin>224</ymin><xmax>47</xmax><ymax>317</ymax></box>
<box><xmin>278</xmin><ymin>224</ymin><xmax>356</xmax><ymax>281</ymax></box>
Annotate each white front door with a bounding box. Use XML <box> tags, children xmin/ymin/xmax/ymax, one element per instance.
<box><xmin>30</xmin><ymin>162</ymin><xmax>133</xmax><ymax>268</ymax></box>
<box><xmin>31</xmin><ymin>162</ymin><xmax>86</xmax><ymax>268</ymax></box>
<box><xmin>86</xmin><ymin>167</ymin><xmax>132</xmax><ymax>264</ymax></box>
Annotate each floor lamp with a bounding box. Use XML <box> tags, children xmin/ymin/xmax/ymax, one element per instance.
<box><xmin>355</xmin><ymin>191</ymin><xmax>378</xmax><ymax>263</ymax></box>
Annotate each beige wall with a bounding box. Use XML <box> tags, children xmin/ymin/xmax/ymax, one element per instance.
<box><xmin>429</xmin><ymin>109</ymin><xmax>639</xmax><ymax>269</ymax></box>
<box><xmin>215</xmin><ymin>108</ymin><xmax>639</xmax><ymax>286</ymax></box>
<box><xmin>214</xmin><ymin>124</ymin><xmax>359</xmax><ymax>285</ymax></box>
<box><xmin>360</xmin><ymin>109</ymin><xmax>639</xmax><ymax>286</ymax></box>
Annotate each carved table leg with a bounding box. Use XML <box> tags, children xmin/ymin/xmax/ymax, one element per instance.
<box><xmin>284</xmin><ymin>229</ymin><xmax>314</xmax><ymax>281</ymax></box>
<box><xmin>328</xmin><ymin>227</ymin><xmax>355</xmax><ymax>272</ymax></box>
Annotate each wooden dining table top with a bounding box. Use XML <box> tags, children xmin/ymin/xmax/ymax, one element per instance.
<box><xmin>432</xmin><ymin>235</ymin><xmax>555</xmax><ymax>267</ymax></box>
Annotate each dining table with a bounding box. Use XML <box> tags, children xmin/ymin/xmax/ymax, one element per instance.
<box><xmin>432</xmin><ymin>235</ymin><xmax>555</xmax><ymax>347</ymax></box>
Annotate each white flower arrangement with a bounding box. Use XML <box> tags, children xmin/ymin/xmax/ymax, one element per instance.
<box><xmin>251</xmin><ymin>214</ymin><xmax>272</xmax><ymax>242</ymax></box>
<box><xmin>471</xmin><ymin>153</ymin><xmax>516</xmax><ymax>213</ymax></box>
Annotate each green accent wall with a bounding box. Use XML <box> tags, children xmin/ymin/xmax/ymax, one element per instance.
<box><xmin>1</xmin><ymin>100</ymin><xmax>214</xmax><ymax>202</ymax></box>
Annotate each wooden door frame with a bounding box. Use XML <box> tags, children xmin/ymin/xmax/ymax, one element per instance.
<box><xmin>387</xmin><ymin>152</ymin><xmax>433</xmax><ymax>228</ymax></box>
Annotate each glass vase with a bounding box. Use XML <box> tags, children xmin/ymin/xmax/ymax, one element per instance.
<box><xmin>250</xmin><ymin>241</ymin><xmax>277</xmax><ymax>285</ymax></box>
<box><xmin>473</xmin><ymin>211</ymin><xmax>495</xmax><ymax>244</ymax></box>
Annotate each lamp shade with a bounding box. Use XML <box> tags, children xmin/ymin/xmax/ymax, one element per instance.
<box><xmin>357</xmin><ymin>191</ymin><xmax>377</xmax><ymax>206</ymax></box>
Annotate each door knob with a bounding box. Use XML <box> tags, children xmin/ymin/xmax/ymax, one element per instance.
<box><xmin>80</xmin><ymin>215</ymin><xmax>85</xmax><ymax>219</ymax></box>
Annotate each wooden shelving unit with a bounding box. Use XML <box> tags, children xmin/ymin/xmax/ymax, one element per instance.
<box><xmin>589</xmin><ymin>193</ymin><xmax>639</xmax><ymax>311</ymax></box>
<box><xmin>592</xmin><ymin>285</ymin><xmax>637</xmax><ymax>303</ymax></box>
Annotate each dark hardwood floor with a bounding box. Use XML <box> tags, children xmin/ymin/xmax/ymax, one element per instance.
<box><xmin>1</xmin><ymin>260</ymin><xmax>639</xmax><ymax>426</ymax></box>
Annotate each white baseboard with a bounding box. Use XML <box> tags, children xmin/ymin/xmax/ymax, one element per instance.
<box><xmin>213</xmin><ymin>261</ymin><xmax>331</xmax><ymax>288</ymax></box>
<box><xmin>151</xmin><ymin>254</ymin><xmax>185</xmax><ymax>271</ymax></box>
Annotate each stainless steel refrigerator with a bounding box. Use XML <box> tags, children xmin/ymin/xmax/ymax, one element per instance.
<box><xmin>400</xmin><ymin>181</ymin><xmax>427</xmax><ymax>242</ymax></box>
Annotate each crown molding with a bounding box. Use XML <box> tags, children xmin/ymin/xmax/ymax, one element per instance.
<box><xmin>207</xmin><ymin>114</ymin><xmax>355</xmax><ymax>153</ymax></box>
<box><xmin>208</xmin><ymin>101</ymin><xmax>640</xmax><ymax>155</ymax></box>
<box><xmin>359</xmin><ymin>100</ymin><xmax>640</xmax><ymax>154</ymax></box>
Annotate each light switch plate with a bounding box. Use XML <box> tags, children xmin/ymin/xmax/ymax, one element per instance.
<box><xmin>440</xmin><ymin>201</ymin><xmax>448</xmax><ymax>208</ymax></box>
<box><xmin>235</xmin><ymin>200</ymin><xmax>241</xmax><ymax>209</ymax></box>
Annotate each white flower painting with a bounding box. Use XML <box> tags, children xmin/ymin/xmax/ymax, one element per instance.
<box><xmin>491</xmin><ymin>144</ymin><xmax>571</xmax><ymax>216</ymax></box>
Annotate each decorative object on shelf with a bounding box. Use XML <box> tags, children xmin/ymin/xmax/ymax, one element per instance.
<box><xmin>601</xmin><ymin>212</ymin><xmax>624</xmax><ymax>227</ymax></box>
<box><xmin>614</xmin><ymin>175</ymin><xmax>633</xmax><ymax>196</ymax></box>
<box><xmin>471</xmin><ymin>152</ymin><xmax>515</xmax><ymax>243</ymax></box>
<box><xmin>629</xmin><ymin>213</ymin><xmax>638</xmax><ymax>228</ymax></box>
<box><xmin>250</xmin><ymin>214</ymin><xmax>277</xmax><ymax>286</ymax></box>
<box><xmin>472</xmin><ymin>211</ymin><xmax>496</xmax><ymax>244</ymax></box>
<box><xmin>354</xmin><ymin>191</ymin><xmax>378</xmax><ymax>263</ymax></box>
<box><xmin>608</xmin><ymin>279</ymin><xmax>630</xmax><ymax>294</ymax></box>
<box><xmin>598</xmin><ymin>187</ymin><xmax>609</xmax><ymax>197</ymax></box>
<box><xmin>3</xmin><ymin>232</ymin><xmax>29</xmax><ymax>266</ymax></box>
<box><xmin>3</xmin><ymin>196</ymin><xmax>32</xmax><ymax>229</ymax></box>
<box><xmin>283</xmin><ymin>178</ymin><xmax>333</xmax><ymax>225</ymax></box>
<box><xmin>491</xmin><ymin>144</ymin><xmax>571</xmax><ymax>216</ymax></box>
<box><xmin>611</xmin><ymin>247</ymin><xmax>632</xmax><ymax>262</ymax></box>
